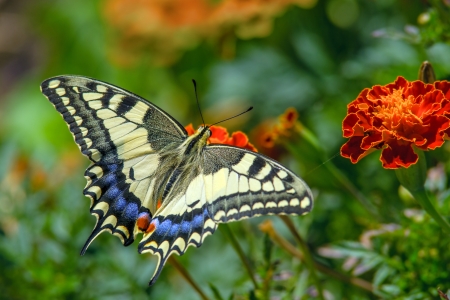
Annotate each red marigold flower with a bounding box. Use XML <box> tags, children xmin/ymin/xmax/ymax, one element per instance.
<box><xmin>341</xmin><ymin>76</ymin><xmax>450</xmax><ymax>169</ymax></box>
<box><xmin>185</xmin><ymin>124</ymin><xmax>257</xmax><ymax>152</ymax></box>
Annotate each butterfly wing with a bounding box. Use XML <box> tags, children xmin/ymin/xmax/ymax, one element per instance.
<box><xmin>139</xmin><ymin>144</ymin><xmax>313</xmax><ymax>285</ymax></box>
<box><xmin>202</xmin><ymin>145</ymin><xmax>313</xmax><ymax>221</ymax></box>
<box><xmin>40</xmin><ymin>75</ymin><xmax>187</xmax><ymax>252</ymax></box>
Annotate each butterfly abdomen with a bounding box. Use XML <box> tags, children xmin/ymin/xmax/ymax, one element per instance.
<box><xmin>162</xmin><ymin>168</ymin><xmax>182</xmax><ymax>200</ymax></box>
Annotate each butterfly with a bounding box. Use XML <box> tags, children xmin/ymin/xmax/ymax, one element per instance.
<box><xmin>40</xmin><ymin>75</ymin><xmax>314</xmax><ymax>285</ymax></box>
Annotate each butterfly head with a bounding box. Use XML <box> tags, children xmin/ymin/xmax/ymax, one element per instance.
<box><xmin>196</xmin><ymin>125</ymin><xmax>212</xmax><ymax>137</ymax></box>
<box><xmin>183</xmin><ymin>125</ymin><xmax>211</xmax><ymax>155</ymax></box>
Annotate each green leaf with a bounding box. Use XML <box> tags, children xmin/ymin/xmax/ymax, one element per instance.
<box><xmin>373</xmin><ymin>264</ymin><xmax>395</xmax><ymax>287</ymax></box>
<box><xmin>209</xmin><ymin>283</ymin><xmax>225</xmax><ymax>300</ymax></box>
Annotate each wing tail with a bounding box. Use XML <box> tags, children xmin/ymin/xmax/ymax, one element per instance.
<box><xmin>138</xmin><ymin>207</ymin><xmax>217</xmax><ymax>285</ymax></box>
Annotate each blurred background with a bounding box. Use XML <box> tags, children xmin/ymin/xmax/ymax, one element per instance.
<box><xmin>1</xmin><ymin>0</ymin><xmax>450</xmax><ymax>299</ymax></box>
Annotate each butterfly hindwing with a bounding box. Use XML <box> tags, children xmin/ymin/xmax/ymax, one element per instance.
<box><xmin>40</xmin><ymin>76</ymin><xmax>187</xmax><ymax>251</ymax></box>
<box><xmin>138</xmin><ymin>144</ymin><xmax>313</xmax><ymax>284</ymax></box>
<box><xmin>203</xmin><ymin>145</ymin><xmax>313</xmax><ymax>221</ymax></box>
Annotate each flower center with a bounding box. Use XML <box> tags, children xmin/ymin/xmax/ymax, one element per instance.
<box><xmin>373</xmin><ymin>88</ymin><xmax>421</xmax><ymax>132</ymax></box>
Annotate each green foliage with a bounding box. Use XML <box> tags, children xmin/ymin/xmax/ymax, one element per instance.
<box><xmin>1</xmin><ymin>0</ymin><xmax>450</xmax><ymax>299</ymax></box>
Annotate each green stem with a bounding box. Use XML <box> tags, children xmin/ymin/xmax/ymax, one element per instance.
<box><xmin>279</xmin><ymin>216</ymin><xmax>325</xmax><ymax>300</ymax></box>
<box><xmin>410</xmin><ymin>188</ymin><xmax>450</xmax><ymax>235</ymax></box>
<box><xmin>219</xmin><ymin>224</ymin><xmax>259</xmax><ymax>289</ymax></box>
<box><xmin>259</xmin><ymin>220</ymin><xmax>373</xmax><ymax>293</ymax></box>
<box><xmin>168</xmin><ymin>256</ymin><xmax>210</xmax><ymax>300</ymax></box>
<box><xmin>324</xmin><ymin>162</ymin><xmax>379</xmax><ymax>219</ymax></box>
<box><xmin>395</xmin><ymin>149</ymin><xmax>450</xmax><ymax>235</ymax></box>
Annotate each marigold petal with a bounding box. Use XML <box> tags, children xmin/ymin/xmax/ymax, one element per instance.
<box><xmin>395</xmin><ymin>118</ymin><xmax>426</xmax><ymax>143</ymax></box>
<box><xmin>415</xmin><ymin>91</ymin><xmax>444</xmax><ymax>117</ymax></box>
<box><xmin>244</xmin><ymin>142</ymin><xmax>258</xmax><ymax>152</ymax></box>
<box><xmin>347</xmin><ymin>89</ymin><xmax>371</xmax><ymax>113</ymax></box>
<box><xmin>226</xmin><ymin>131</ymin><xmax>258</xmax><ymax>152</ymax></box>
<box><xmin>368</xmin><ymin>85</ymin><xmax>390</xmax><ymax>101</ymax></box>
<box><xmin>356</xmin><ymin>111</ymin><xmax>375</xmax><ymax>130</ymax></box>
<box><xmin>340</xmin><ymin>136</ymin><xmax>368</xmax><ymax>163</ymax></box>
<box><xmin>380</xmin><ymin>141</ymin><xmax>418</xmax><ymax>169</ymax></box>
<box><xmin>417</xmin><ymin>115</ymin><xmax>450</xmax><ymax>150</ymax></box>
<box><xmin>352</xmin><ymin>123</ymin><xmax>366</xmax><ymax>137</ymax></box>
<box><xmin>342</xmin><ymin>113</ymin><xmax>360</xmax><ymax>137</ymax></box>
<box><xmin>434</xmin><ymin>81</ymin><xmax>450</xmax><ymax>99</ymax></box>
<box><xmin>404</xmin><ymin>80</ymin><xmax>434</xmax><ymax>99</ymax></box>
<box><xmin>185</xmin><ymin>123</ymin><xmax>196</xmax><ymax>135</ymax></box>
<box><xmin>436</xmin><ymin>95</ymin><xmax>450</xmax><ymax>116</ymax></box>
<box><xmin>387</xmin><ymin>76</ymin><xmax>409</xmax><ymax>93</ymax></box>
<box><xmin>209</xmin><ymin>125</ymin><xmax>229</xmax><ymax>143</ymax></box>
<box><xmin>342</xmin><ymin>112</ymin><xmax>373</xmax><ymax>138</ymax></box>
<box><xmin>360</xmin><ymin>130</ymin><xmax>383</xmax><ymax>150</ymax></box>
<box><xmin>228</xmin><ymin>131</ymin><xmax>248</xmax><ymax>146</ymax></box>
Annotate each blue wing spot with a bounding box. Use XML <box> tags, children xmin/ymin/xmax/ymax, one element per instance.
<box><xmin>180</xmin><ymin>220</ymin><xmax>191</xmax><ymax>234</ymax></box>
<box><xmin>104</xmin><ymin>173</ymin><xmax>118</xmax><ymax>185</ymax></box>
<box><xmin>106</xmin><ymin>164</ymin><xmax>119</xmax><ymax>172</ymax></box>
<box><xmin>156</xmin><ymin>219</ymin><xmax>172</xmax><ymax>235</ymax></box>
<box><xmin>192</xmin><ymin>212</ymin><xmax>204</xmax><ymax>228</ymax></box>
<box><xmin>112</xmin><ymin>196</ymin><xmax>127</xmax><ymax>211</ymax></box>
<box><xmin>123</xmin><ymin>202</ymin><xmax>139</xmax><ymax>221</ymax></box>
<box><xmin>105</xmin><ymin>186</ymin><xmax>121</xmax><ymax>199</ymax></box>
<box><xmin>168</xmin><ymin>223</ymin><xmax>180</xmax><ymax>236</ymax></box>
<box><xmin>171</xmin><ymin>208</ymin><xmax>210</xmax><ymax>235</ymax></box>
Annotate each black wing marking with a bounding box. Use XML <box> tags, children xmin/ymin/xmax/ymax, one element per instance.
<box><xmin>40</xmin><ymin>75</ymin><xmax>187</xmax><ymax>252</ymax></box>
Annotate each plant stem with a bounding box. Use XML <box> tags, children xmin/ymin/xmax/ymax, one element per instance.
<box><xmin>411</xmin><ymin>188</ymin><xmax>450</xmax><ymax>235</ymax></box>
<box><xmin>279</xmin><ymin>216</ymin><xmax>325</xmax><ymax>300</ymax></box>
<box><xmin>324</xmin><ymin>161</ymin><xmax>379</xmax><ymax>218</ymax></box>
<box><xmin>395</xmin><ymin>149</ymin><xmax>450</xmax><ymax>235</ymax></box>
<box><xmin>219</xmin><ymin>224</ymin><xmax>259</xmax><ymax>289</ymax></box>
<box><xmin>168</xmin><ymin>256</ymin><xmax>210</xmax><ymax>300</ymax></box>
<box><xmin>259</xmin><ymin>220</ymin><xmax>373</xmax><ymax>293</ymax></box>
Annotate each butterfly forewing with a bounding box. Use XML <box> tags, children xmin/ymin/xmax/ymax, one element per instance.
<box><xmin>41</xmin><ymin>75</ymin><xmax>314</xmax><ymax>286</ymax></box>
<box><xmin>40</xmin><ymin>76</ymin><xmax>187</xmax><ymax>251</ymax></box>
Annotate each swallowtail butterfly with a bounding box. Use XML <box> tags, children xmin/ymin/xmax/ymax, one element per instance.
<box><xmin>40</xmin><ymin>75</ymin><xmax>314</xmax><ymax>285</ymax></box>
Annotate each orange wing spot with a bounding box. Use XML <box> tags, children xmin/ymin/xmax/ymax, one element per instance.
<box><xmin>137</xmin><ymin>212</ymin><xmax>151</xmax><ymax>232</ymax></box>
<box><xmin>146</xmin><ymin>222</ymin><xmax>156</xmax><ymax>234</ymax></box>
<box><xmin>157</xmin><ymin>199</ymin><xmax>162</xmax><ymax>209</ymax></box>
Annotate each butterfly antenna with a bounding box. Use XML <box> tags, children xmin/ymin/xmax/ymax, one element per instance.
<box><xmin>192</xmin><ymin>79</ymin><xmax>206</xmax><ymax>126</ymax></box>
<box><xmin>211</xmin><ymin>106</ymin><xmax>253</xmax><ymax>126</ymax></box>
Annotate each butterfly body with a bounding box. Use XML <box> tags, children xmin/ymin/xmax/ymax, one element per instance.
<box><xmin>40</xmin><ymin>75</ymin><xmax>313</xmax><ymax>285</ymax></box>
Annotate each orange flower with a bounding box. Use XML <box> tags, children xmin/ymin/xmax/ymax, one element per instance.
<box><xmin>253</xmin><ymin>107</ymin><xmax>300</xmax><ymax>148</ymax></box>
<box><xmin>103</xmin><ymin>0</ymin><xmax>317</xmax><ymax>65</ymax></box>
<box><xmin>278</xmin><ymin>107</ymin><xmax>299</xmax><ymax>131</ymax></box>
<box><xmin>185</xmin><ymin>124</ymin><xmax>257</xmax><ymax>152</ymax></box>
<box><xmin>250</xmin><ymin>107</ymin><xmax>301</xmax><ymax>160</ymax></box>
<box><xmin>341</xmin><ymin>76</ymin><xmax>450</xmax><ymax>169</ymax></box>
